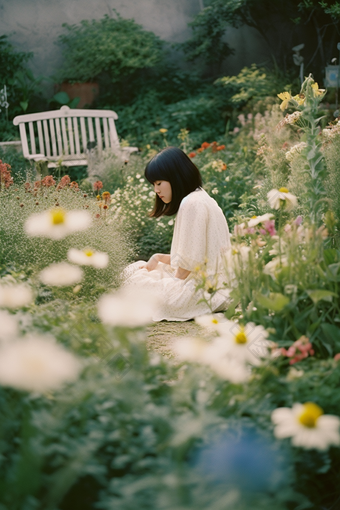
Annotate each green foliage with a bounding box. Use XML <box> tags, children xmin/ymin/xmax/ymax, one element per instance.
<box><xmin>179</xmin><ymin>0</ymin><xmax>240</xmax><ymax>68</ymax></box>
<box><xmin>180</xmin><ymin>0</ymin><xmax>340</xmax><ymax>78</ymax></box>
<box><xmin>0</xmin><ymin>35</ymin><xmax>44</xmax><ymax>131</ymax></box>
<box><xmin>57</xmin><ymin>13</ymin><xmax>164</xmax><ymax>83</ymax></box>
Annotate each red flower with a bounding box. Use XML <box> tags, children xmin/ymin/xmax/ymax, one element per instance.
<box><xmin>217</xmin><ymin>145</ymin><xmax>225</xmax><ymax>151</ymax></box>
<box><xmin>42</xmin><ymin>175</ymin><xmax>56</xmax><ymax>187</ymax></box>
<box><xmin>201</xmin><ymin>142</ymin><xmax>210</xmax><ymax>149</ymax></box>
<box><xmin>0</xmin><ymin>160</ymin><xmax>13</xmax><ymax>189</ymax></box>
<box><xmin>93</xmin><ymin>180</ymin><xmax>103</xmax><ymax>191</ymax></box>
<box><xmin>70</xmin><ymin>181</ymin><xmax>79</xmax><ymax>189</ymax></box>
<box><xmin>188</xmin><ymin>152</ymin><xmax>196</xmax><ymax>158</ymax></box>
<box><xmin>24</xmin><ymin>182</ymin><xmax>31</xmax><ymax>190</ymax></box>
<box><xmin>197</xmin><ymin>148</ymin><xmax>204</xmax><ymax>153</ymax></box>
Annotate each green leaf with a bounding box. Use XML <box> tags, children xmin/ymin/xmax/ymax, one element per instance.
<box><xmin>20</xmin><ymin>101</ymin><xmax>28</xmax><ymax>111</ymax></box>
<box><xmin>256</xmin><ymin>292</ymin><xmax>290</xmax><ymax>312</ymax></box>
<box><xmin>321</xmin><ymin>323</ymin><xmax>340</xmax><ymax>351</ymax></box>
<box><xmin>306</xmin><ymin>289</ymin><xmax>337</xmax><ymax>304</ymax></box>
<box><xmin>52</xmin><ymin>91</ymin><xmax>71</xmax><ymax>105</ymax></box>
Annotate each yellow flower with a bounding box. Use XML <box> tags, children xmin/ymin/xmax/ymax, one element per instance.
<box><xmin>311</xmin><ymin>82</ymin><xmax>325</xmax><ymax>97</ymax></box>
<box><xmin>292</xmin><ymin>94</ymin><xmax>305</xmax><ymax>106</ymax></box>
<box><xmin>159</xmin><ymin>128</ymin><xmax>168</xmax><ymax>134</ymax></box>
<box><xmin>277</xmin><ymin>92</ymin><xmax>292</xmax><ymax>111</ymax></box>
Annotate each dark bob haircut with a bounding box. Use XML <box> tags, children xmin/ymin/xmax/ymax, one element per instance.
<box><xmin>144</xmin><ymin>146</ymin><xmax>202</xmax><ymax>217</ymax></box>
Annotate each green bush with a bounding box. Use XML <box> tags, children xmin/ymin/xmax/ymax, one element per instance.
<box><xmin>57</xmin><ymin>13</ymin><xmax>164</xmax><ymax>84</ymax></box>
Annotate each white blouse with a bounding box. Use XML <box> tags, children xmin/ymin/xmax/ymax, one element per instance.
<box><xmin>123</xmin><ymin>188</ymin><xmax>231</xmax><ymax>321</ymax></box>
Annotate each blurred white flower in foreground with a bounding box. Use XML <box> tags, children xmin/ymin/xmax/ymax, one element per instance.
<box><xmin>216</xmin><ymin>320</ymin><xmax>270</xmax><ymax>365</ymax></box>
<box><xmin>267</xmin><ymin>188</ymin><xmax>297</xmax><ymax>211</ymax></box>
<box><xmin>172</xmin><ymin>336</ymin><xmax>249</xmax><ymax>383</ymax></box>
<box><xmin>68</xmin><ymin>248</ymin><xmax>109</xmax><ymax>268</ymax></box>
<box><xmin>98</xmin><ymin>287</ymin><xmax>161</xmax><ymax>327</ymax></box>
<box><xmin>195</xmin><ymin>313</ymin><xmax>228</xmax><ymax>331</ymax></box>
<box><xmin>247</xmin><ymin>213</ymin><xmax>274</xmax><ymax>228</ymax></box>
<box><xmin>264</xmin><ymin>256</ymin><xmax>288</xmax><ymax>277</ymax></box>
<box><xmin>25</xmin><ymin>208</ymin><xmax>92</xmax><ymax>240</ymax></box>
<box><xmin>0</xmin><ymin>335</ymin><xmax>82</xmax><ymax>393</ymax></box>
<box><xmin>40</xmin><ymin>262</ymin><xmax>83</xmax><ymax>287</ymax></box>
<box><xmin>0</xmin><ymin>310</ymin><xmax>18</xmax><ymax>342</ymax></box>
<box><xmin>0</xmin><ymin>283</ymin><xmax>33</xmax><ymax>309</ymax></box>
<box><xmin>272</xmin><ymin>403</ymin><xmax>340</xmax><ymax>450</ymax></box>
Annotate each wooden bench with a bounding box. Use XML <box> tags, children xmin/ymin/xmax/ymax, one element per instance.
<box><xmin>13</xmin><ymin>106</ymin><xmax>138</xmax><ymax>169</ymax></box>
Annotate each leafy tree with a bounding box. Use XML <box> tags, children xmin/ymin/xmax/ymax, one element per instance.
<box><xmin>181</xmin><ymin>0</ymin><xmax>340</xmax><ymax>79</ymax></box>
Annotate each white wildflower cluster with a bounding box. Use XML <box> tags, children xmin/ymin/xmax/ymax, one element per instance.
<box><xmin>202</xmin><ymin>159</ymin><xmax>226</xmax><ymax>173</ymax></box>
<box><xmin>322</xmin><ymin>121</ymin><xmax>340</xmax><ymax>140</ymax></box>
<box><xmin>285</xmin><ymin>142</ymin><xmax>307</xmax><ymax>162</ymax></box>
<box><xmin>109</xmin><ymin>174</ymin><xmax>154</xmax><ymax>228</ymax></box>
<box><xmin>173</xmin><ymin>317</ymin><xmax>270</xmax><ymax>383</ymax></box>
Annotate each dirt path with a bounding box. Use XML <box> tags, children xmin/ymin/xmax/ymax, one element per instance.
<box><xmin>146</xmin><ymin>321</ymin><xmax>210</xmax><ymax>359</ymax></box>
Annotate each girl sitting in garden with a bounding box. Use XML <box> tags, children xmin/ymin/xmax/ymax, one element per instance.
<box><xmin>123</xmin><ymin>146</ymin><xmax>231</xmax><ymax>321</ymax></box>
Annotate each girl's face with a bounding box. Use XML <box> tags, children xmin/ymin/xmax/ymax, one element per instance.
<box><xmin>153</xmin><ymin>180</ymin><xmax>172</xmax><ymax>204</ymax></box>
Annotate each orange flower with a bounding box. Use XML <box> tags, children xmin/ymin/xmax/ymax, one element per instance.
<box><xmin>222</xmin><ymin>163</ymin><xmax>227</xmax><ymax>171</ymax></box>
<box><xmin>211</xmin><ymin>141</ymin><xmax>218</xmax><ymax>153</ymax></box>
<box><xmin>197</xmin><ymin>148</ymin><xmax>204</xmax><ymax>153</ymax></box>
<box><xmin>201</xmin><ymin>142</ymin><xmax>210</xmax><ymax>149</ymax></box>
<box><xmin>217</xmin><ymin>145</ymin><xmax>225</xmax><ymax>151</ymax></box>
<box><xmin>189</xmin><ymin>152</ymin><xmax>196</xmax><ymax>158</ymax></box>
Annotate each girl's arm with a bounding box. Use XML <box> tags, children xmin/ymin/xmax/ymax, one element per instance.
<box><xmin>175</xmin><ymin>267</ymin><xmax>191</xmax><ymax>280</ymax></box>
<box><xmin>145</xmin><ymin>253</ymin><xmax>170</xmax><ymax>271</ymax></box>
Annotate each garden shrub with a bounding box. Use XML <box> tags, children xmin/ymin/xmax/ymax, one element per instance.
<box><xmin>57</xmin><ymin>13</ymin><xmax>164</xmax><ymax>84</ymax></box>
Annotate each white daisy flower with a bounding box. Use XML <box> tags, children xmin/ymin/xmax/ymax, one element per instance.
<box><xmin>0</xmin><ymin>310</ymin><xmax>18</xmax><ymax>342</ymax></box>
<box><xmin>39</xmin><ymin>262</ymin><xmax>83</xmax><ymax>287</ymax></box>
<box><xmin>248</xmin><ymin>213</ymin><xmax>274</xmax><ymax>227</ymax></box>
<box><xmin>267</xmin><ymin>188</ymin><xmax>297</xmax><ymax>211</ymax></box>
<box><xmin>67</xmin><ymin>248</ymin><xmax>109</xmax><ymax>269</ymax></box>
<box><xmin>0</xmin><ymin>283</ymin><xmax>33</xmax><ymax>309</ymax></box>
<box><xmin>0</xmin><ymin>335</ymin><xmax>82</xmax><ymax>393</ymax></box>
<box><xmin>172</xmin><ymin>336</ymin><xmax>249</xmax><ymax>383</ymax></box>
<box><xmin>25</xmin><ymin>208</ymin><xmax>92</xmax><ymax>240</ymax></box>
<box><xmin>272</xmin><ymin>403</ymin><xmax>340</xmax><ymax>450</ymax></box>
<box><xmin>215</xmin><ymin>320</ymin><xmax>270</xmax><ymax>365</ymax></box>
<box><xmin>195</xmin><ymin>313</ymin><xmax>228</xmax><ymax>331</ymax></box>
<box><xmin>98</xmin><ymin>287</ymin><xmax>160</xmax><ymax>327</ymax></box>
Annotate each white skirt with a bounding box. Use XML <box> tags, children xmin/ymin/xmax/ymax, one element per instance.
<box><xmin>122</xmin><ymin>261</ymin><xmax>230</xmax><ymax>322</ymax></box>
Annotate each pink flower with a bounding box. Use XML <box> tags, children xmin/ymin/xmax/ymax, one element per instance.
<box><xmin>264</xmin><ymin>220</ymin><xmax>276</xmax><ymax>236</ymax></box>
<box><xmin>334</xmin><ymin>353</ymin><xmax>340</xmax><ymax>361</ymax></box>
<box><xmin>295</xmin><ymin>216</ymin><xmax>303</xmax><ymax>226</ymax></box>
<box><xmin>281</xmin><ymin>336</ymin><xmax>314</xmax><ymax>365</ymax></box>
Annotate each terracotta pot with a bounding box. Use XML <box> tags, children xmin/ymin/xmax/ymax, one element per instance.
<box><xmin>56</xmin><ymin>82</ymin><xmax>99</xmax><ymax>108</ymax></box>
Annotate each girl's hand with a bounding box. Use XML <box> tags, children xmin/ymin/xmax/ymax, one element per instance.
<box><xmin>145</xmin><ymin>254</ymin><xmax>159</xmax><ymax>272</ymax></box>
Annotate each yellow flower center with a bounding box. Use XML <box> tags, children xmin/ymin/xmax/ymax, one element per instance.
<box><xmin>84</xmin><ymin>250</ymin><xmax>94</xmax><ymax>257</ymax></box>
<box><xmin>279</xmin><ymin>187</ymin><xmax>289</xmax><ymax>193</ymax></box>
<box><xmin>211</xmin><ymin>319</ymin><xmax>218</xmax><ymax>324</ymax></box>
<box><xmin>234</xmin><ymin>328</ymin><xmax>248</xmax><ymax>344</ymax></box>
<box><xmin>251</xmin><ymin>215</ymin><xmax>257</xmax><ymax>219</ymax></box>
<box><xmin>298</xmin><ymin>402</ymin><xmax>323</xmax><ymax>428</ymax></box>
<box><xmin>50</xmin><ymin>208</ymin><xmax>66</xmax><ymax>225</ymax></box>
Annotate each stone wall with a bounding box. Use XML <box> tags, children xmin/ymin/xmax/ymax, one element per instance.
<box><xmin>0</xmin><ymin>0</ymin><xmax>269</xmax><ymax>96</ymax></box>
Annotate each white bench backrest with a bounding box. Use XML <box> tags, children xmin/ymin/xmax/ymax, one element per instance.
<box><xmin>13</xmin><ymin>106</ymin><xmax>120</xmax><ymax>160</ymax></box>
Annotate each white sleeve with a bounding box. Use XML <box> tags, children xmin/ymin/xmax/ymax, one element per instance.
<box><xmin>171</xmin><ymin>197</ymin><xmax>208</xmax><ymax>272</ymax></box>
